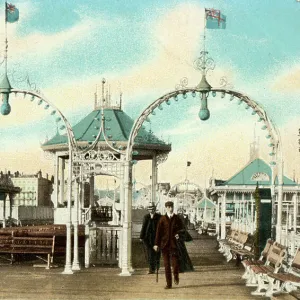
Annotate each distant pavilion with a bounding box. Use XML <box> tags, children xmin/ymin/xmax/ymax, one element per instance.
<box><xmin>0</xmin><ymin>172</ymin><xmax>20</xmax><ymax>227</ymax></box>
<box><xmin>209</xmin><ymin>157</ymin><xmax>300</xmax><ymax>246</ymax></box>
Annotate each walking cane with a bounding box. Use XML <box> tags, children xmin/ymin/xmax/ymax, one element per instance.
<box><xmin>156</xmin><ymin>251</ymin><xmax>159</xmax><ymax>283</ymax></box>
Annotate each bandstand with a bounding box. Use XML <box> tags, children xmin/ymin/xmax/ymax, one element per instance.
<box><xmin>41</xmin><ymin>79</ymin><xmax>171</xmax><ymax>274</ymax></box>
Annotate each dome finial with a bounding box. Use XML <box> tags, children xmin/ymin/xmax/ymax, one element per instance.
<box><xmin>102</xmin><ymin>78</ymin><xmax>106</xmax><ymax>107</ymax></box>
<box><xmin>119</xmin><ymin>91</ymin><xmax>122</xmax><ymax>110</ymax></box>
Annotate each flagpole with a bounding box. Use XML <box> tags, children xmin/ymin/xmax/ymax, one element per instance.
<box><xmin>185</xmin><ymin>165</ymin><xmax>188</xmax><ymax>181</ymax></box>
<box><xmin>4</xmin><ymin>2</ymin><xmax>8</xmax><ymax>75</ymax></box>
<box><xmin>202</xmin><ymin>9</ymin><xmax>207</xmax><ymax>76</ymax></box>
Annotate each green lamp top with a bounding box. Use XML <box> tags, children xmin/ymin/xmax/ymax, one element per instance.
<box><xmin>0</xmin><ymin>74</ymin><xmax>12</xmax><ymax>93</ymax></box>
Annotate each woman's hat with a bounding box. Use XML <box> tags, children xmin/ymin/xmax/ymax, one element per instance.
<box><xmin>164</xmin><ymin>201</ymin><xmax>174</xmax><ymax>208</ymax></box>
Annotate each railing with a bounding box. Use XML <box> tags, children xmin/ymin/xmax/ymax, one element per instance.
<box><xmin>89</xmin><ymin>226</ymin><xmax>122</xmax><ymax>265</ymax></box>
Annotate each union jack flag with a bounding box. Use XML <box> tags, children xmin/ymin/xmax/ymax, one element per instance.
<box><xmin>6</xmin><ymin>2</ymin><xmax>19</xmax><ymax>23</ymax></box>
<box><xmin>6</xmin><ymin>3</ymin><xmax>16</xmax><ymax>12</ymax></box>
<box><xmin>205</xmin><ymin>8</ymin><xmax>226</xmax><ymax>29</ymax></box>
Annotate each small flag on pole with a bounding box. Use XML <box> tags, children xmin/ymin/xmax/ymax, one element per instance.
<box><xmin>205</xmin><ymin>8</ymin><xmax>226</xmax><ymax>29</ymax></box>
<box><xmin>187</xmin><ymin>161</ymin><xmax>191</xmax><ymax>167</ymax></box>
<box><xmin>6</xmin><ymin>2</ymin><xmax>19</xmax><ymax>23</ymax></box>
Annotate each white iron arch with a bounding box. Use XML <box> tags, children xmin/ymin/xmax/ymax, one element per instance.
<box><xmin>121</xmin><ymin>84</ymin><xmax>283</xmax><ymax>277</ymax></box>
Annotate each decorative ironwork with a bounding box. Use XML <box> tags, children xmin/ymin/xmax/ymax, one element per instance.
<box><xmin>194</xmin><ymin>51</ymin><xmax>215</xmax><ymax>75</ymax></box>
<box><xmin>8</xmin><ymin>67</ymin><xmax>41</xmax><ymax>94</ymax></box>
<box><xmin>73</xmin><ymin>149</ymin><xmax>120</xmax><ymax>163</ymax></box>
<box><xmin>156</xmin><ymin>153</ymin><xmax>168</xmax><ymax>166</ymax></box>
<box><xmin>175</xmin><ymin>77</ymin><xmax>188</xmax><ymax>90</ymax></box>
<box><xmin>219</xmin><ymin>76</ymin><xmax>234</xmax><ymax>89</ymax></box>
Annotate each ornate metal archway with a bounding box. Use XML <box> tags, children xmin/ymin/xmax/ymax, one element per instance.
<box><xmin>121</xmin><ymin>51</ymin><xmax>283</xmax><ymax>276</ymax></box>
<box><xmin>0</xmin><ymin>76</ymin><xmax>129</xmax><ymax>275</ymax></box>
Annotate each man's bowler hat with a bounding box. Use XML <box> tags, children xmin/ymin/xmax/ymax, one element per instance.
<box><xmin>147</xmin><ymin>204</ymin><xmax>156</xmax><ymax>211</ymax></box>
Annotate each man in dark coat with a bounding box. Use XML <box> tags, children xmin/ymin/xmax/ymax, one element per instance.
<box><xmin>153</xmin><ymin>201</ymin><xmax>185</xmax><ymax>289</ymax></box>
<box><xmin>140</xmin><ymin>204</ymin><xmax>161</xmax><ymax>274</ymax></box>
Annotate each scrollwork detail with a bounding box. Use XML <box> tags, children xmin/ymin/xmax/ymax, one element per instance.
<box><xmin>175</xmin><ymin>77</ymin><xmax>188</xmax><ymax>90</ymax></box>
<box><xmin>219</xmin><ymin>76</ymin><xmax>234</xmax><ymax>89</ymax></box>
<box><xmin>156</xmin><ymin>153</ymin><xmax>168</xmax><ymax>166</ymax></box>
<box><xmin>194</xmin><ymin>51</ymin><xmax>215</xmax><ymax>75</ymax></box>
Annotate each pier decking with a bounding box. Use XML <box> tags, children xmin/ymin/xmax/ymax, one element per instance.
<box><xmin>0</xmin><ymin>232</ymin><xmax>275</xmax><ymax>299</ymax></box>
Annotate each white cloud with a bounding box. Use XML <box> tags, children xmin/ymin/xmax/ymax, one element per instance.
<box><xmin>23</xmin><ymin>3</ymin><xmax>234</xmax><ymax>118</ymax></box>
<box><xmin>271</xmin><ymin>65</ymin><xmax>300</xmax><ymax>92</ymax></box>
<box><xmin>9</xmin><ymin>17</ymin><xmax>100</xmax><ymax>61</ymax></box>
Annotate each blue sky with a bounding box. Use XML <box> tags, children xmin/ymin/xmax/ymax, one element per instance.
<box><xmin>0</xmin><ymin>0</ymin><xmax>300</xmax><ymax>187</ymax></box>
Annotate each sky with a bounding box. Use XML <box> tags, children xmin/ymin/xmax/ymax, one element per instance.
<box><xmin>0</xmin><ymin>0</ymin><xmax>300</xmax><ymax>190</ymax></box>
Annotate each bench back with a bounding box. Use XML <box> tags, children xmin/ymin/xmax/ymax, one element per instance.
<box><xmin>259</xmin><ymin>239</ymin><xmax>274</xmax><ymax>261</ymax></box>
<box><xmin>238</xmin><ymin>232</ymin><xmax>249</xmax><ymax>245</ymax></box>
<box><xmin>288</xmin><ymin>248</ymin><xmax>300</xmax><ymax>276</ymax></box>
<box><xmin>227</xmin><ymin>229</ymin><xmax>237</xmax><ymax>240</ymax></box>
<box><xmin>266</xmin><ymin>242</ymin><xmax>286</xmax><ymax>272</ymax></box>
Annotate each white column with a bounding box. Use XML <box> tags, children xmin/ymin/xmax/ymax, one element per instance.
<box><xmin>9</xmin><ymin>194</ymin><xmax>13</xmax><ymax>220</ymax></box>
<box><xmin>119</xmin><ymin>160</ymin><xmax>133</xmax><ymax>276</ymax></box>
<box><xmin>276</xmin><ymin>160</ymin><xmax>283</xmax><ymax>242</ymax></box>
<box><xmin>291</xmin><ymin>193</ymin><xmax>297</xmax><ymax>255</ymax></box>
<box><xmin>251</xmin><ymin>193</ymin><xmax>255</xmax><ymax>234</ymax></box>
<box><xmin>242</xmin><ymin>193</ymin><xmax>246</xmax><ymax>232</ymax></box>
<box><xmin>2</xmin><ymin>193</ymin><xmax>6</xmax><ymax>228</ymax></box>
<box><xmin>238</xmin><ymin>194</ymin><xmax>242</xmax><ymax>231</ymax></box>
<box><xmin>60</xmin><ymin>158</ymin><xmax>65</xmax><ymax>206</ymax></box>
<box><xmin>84</xmin><ymin>224</ymin><xmax>90</xmax><ymax>268</ymax></box>
<box><xmin>174</xmin><ymin>197</ymin><xmax>178</xmax><ymax>214</ymax></box>
<box><xmin>233</xmin><ymin>193</ymin><xmax>237</xmax><ymax>230</ymax></box>
<box><xmin>53</xmin><ymin>155</ymin><xmax>59</xmax><ymax>208</ymax></box>
<box><xmin>72</xmin><ymin>180</ymin><xmax>80</xmax><ymax>271</ymax></box>
<box><xmin>216</xmin><ymin>196</ymin><xmax>220</xmax><ymax>239</ymax></box>
<box><xmin>80</xmin><ymin>179</ymin><xmax>85</xmax><ymax>223</ymax></box>
<box><xmin>152</xmin><ymin>154</ymin><xmax>157</xmax><ymax>205</ymax></box>
<box><xmin>63</xmin><ymin>150</ymin><xmax>73</xmax><ymax>275</ymax></box>
<box><xmin>119</xmin><ymin>155</ymin><xmax>125</xmax><ymax>225</ymax></box>
<box><xmin>293</xmin><ymin>193</ymin><xmax>298</xmax><ymax>233</ymax></box>
<box><xmin>221</xmin><ymin>193</ymin><xmax>226</xmax><ymax>239</ymax></box>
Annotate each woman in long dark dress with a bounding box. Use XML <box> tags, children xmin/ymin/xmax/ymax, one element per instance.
<box><xmin>177</xmin><ymin>225</ymin><xmax>194</xmax><ymax>273</ymax></box>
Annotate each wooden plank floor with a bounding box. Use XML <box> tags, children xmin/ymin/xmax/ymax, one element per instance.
<box><xmin>0</xmin><ymin>232</ymin><xmax>269</xmax><ymax>300</ymax></box>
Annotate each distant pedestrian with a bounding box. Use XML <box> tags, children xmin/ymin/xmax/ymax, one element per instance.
<box><xmin>153</xmin><ymin>201</ymin><xmax>184</xmax><ymax>289</ymax></box>
<box><xmin>140</xmin><ymin>204</ymin><xmax>161</xmax><ymax>274</ymax></box>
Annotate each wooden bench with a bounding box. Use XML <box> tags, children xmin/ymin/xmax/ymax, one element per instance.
<box><xmin>241</xmin><ymin>238</ymin><xmax>274</xmax><ymax>280</ymax></box>
<box><xmin>0</xmin><ymin>234</ymin><xmax>55</xmax><ymax>269</ymax></box>
<box><xmin>247</xmin><ymin>242</ymin><xmax>287</xmax><ymax>296</ymax></box>
<box><xmin>265</xmin><ymin>248</ymin><xmax>300</xmax><ymax>297</ymax></box>
<box><xmin>230</xmin><ymin>234</ymin><xmax>255</xmax><ymax>265</ymax></box>
<box><xmin>221</xmin><ymin>231</ymin><xmax>249</xmax><ymax>262</ymax></box>
<box><xmin>218</xmin><ymin>229</ymin><xmax>237</xmax><ymax>253</ymax></box>
<box><xmin>0</xmin><ymin>225</ymin><xmax>86</xmax><ymax>267</ymax></box>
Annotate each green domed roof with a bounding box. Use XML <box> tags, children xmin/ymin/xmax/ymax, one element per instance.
<box><xmin>42</xmin><ymin>108</ymin><xmax>170</xmax><ymax>152</ymax></box>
